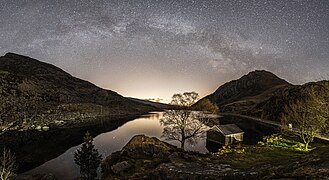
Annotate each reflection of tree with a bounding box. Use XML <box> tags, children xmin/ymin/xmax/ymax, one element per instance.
<box><xmin>160</xmin><ymin>92</ymin><xmax>210</xmax><ymax>150</ymax></box>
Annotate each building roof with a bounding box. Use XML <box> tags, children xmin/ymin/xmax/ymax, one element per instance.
<box><xmin>211</xmin><ymin>124</ymin><xmax>244</xmax><ymax>136</ymax></box>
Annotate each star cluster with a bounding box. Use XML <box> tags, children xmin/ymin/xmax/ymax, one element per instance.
<box><xmin>1</xmin><ymin>0</ymin><xmax>328</xmax><ymax>101</ymax></box>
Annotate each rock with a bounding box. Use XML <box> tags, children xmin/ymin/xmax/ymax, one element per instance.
<box><xmin>120</xmin><ymin>134</ymin><xmax>177</xmax><ymax>158</ymax></box>
<box><xmin>35</xmin><ymin>126</ymin><xmax>42</xmax><ymax>131</ymax></box>
<box><xmin>111</xmin><ymin>161</ymin><xmax>132</xmax><ymax>174</ymax></box>
<box><xmin>102</xmin><ymin>135</ymin><xmax>178</xmax><ymax>179</ymax></box>
<box><xmin>42</xmin><ymin>126</ymin><xmax>49</xmax><ymax>131</ymax></box>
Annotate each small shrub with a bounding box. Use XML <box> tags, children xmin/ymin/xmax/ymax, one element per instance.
<box><xmin>212</xmin><ymin>144</ymin><xmax>245</xmax><ymax>156</ymax></box>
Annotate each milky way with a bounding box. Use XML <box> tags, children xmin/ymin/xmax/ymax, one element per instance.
<box><xmin>1</xmin><ymin>0</ymin><xmax>328</xmax><ymax>101</ymax></box>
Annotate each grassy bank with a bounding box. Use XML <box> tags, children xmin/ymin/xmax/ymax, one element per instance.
<box><xmin>210</xmin><ymin>134</ymin><xmax>329</xmax><ymax>178</ymax></box>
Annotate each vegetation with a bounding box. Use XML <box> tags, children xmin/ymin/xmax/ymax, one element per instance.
<box><xmin>160</xmin><ymin>92</ymin><xmax>207</xmax><ymax>149</ymax></box>
<box><xmin>192</xmin><ymin>99</ymin><xmax>219</xmax><ymax>113</ymax></box>
<box><xmin>212</xmin><ymin>144</ymin><xmax>245</xmax><ymax>156</ymax></box>
<box><xmin>258</xmin><ymin>134</ymin><xmax>308</xmax><ymax>152</ymax></box>
<box><xmin>281</xmin><ymin>87</ymin><xmax>328</xmax><ymax>151</ymax></box>
<box><xmin>0</xmin><ymin>148</ymin><xmax>17</xmax><ymax>180</ymax></box>
<box><xmin>211</xmin><ymin>136</ymin><xmax>304</xmax><ymax>169</ymax></box>
<box><xmin>74</xmin><ymin>132</ymin><xmax>102</xmax><ymax>180</ymax></box>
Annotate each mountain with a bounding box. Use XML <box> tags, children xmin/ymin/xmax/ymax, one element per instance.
<box><xmin>195</xmin><ymin>70</ymin><xmax>292</xmax><ymax>115</ymax></box>
<box><xmin>196</xmin><ymin>70</ymin><xmax>329</xmax><ymax>123</ymax></box>
<box><xmin>0</xmin><ymin>53</ymin><xmax>156</xmax><ymax>129</ymax></box>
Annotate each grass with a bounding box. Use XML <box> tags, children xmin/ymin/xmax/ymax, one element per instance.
<box><xmin>213</xmin><ymin>145</ymin><xmax>304</xmax><ymax>169</ymax></box>
<box><xmin>258</xmin><ymin>134</ymin><xmax>311</xmax><ymax>152</ymax></box>
<box><xmin>210</xmin><ymin>134</ymin><xmax>328</xmax><ymax>172</ymax></box>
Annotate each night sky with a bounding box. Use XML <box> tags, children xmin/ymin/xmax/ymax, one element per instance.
<box><xmin>1</xmin><ymin>0</ymin><xmax>328</xmax><ymax>102</ymax></box>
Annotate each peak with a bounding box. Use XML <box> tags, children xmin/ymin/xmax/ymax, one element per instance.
<box><xmin>241</xmin><ymin>70</ymin><xmax>285</xmax><ymax>81</ymax></box>
<box><xmin>247</xmin><ymin>70</ymin><xmax>275</xmax><ymax>76</ymax></box>
<box><xmin>2</xmin><ymin>52</ymin><xmax>42</xmax><ymax>64</ymax></box>
<box><xmin>0</xmin><ymin>52</ymin><xmax>71</xmax><ymax>77</ymax></box>
<box><xmin>4</xmin><ymin>52</ymin><xmax>29</xmax><ymax>58</ymax></box>
<box><xmin>250</xmin><ymin>69</ymin><xmax>269</xmax><ymax>73</ymax></box>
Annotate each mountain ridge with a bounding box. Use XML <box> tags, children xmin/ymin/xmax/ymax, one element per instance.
<box><xmin>200</xmin><ymin>70</ymin><xmax>291</xmax><ymax>106</ymax></box>
<box><xmin>195</xmin><ymin>70</ymin><xmax>329</xmax><ymax>123</ymax></box>
<box><xmin>0</xmin><ymin>52</ymin><xmax>158</xmax><ymax>129</ymax></box>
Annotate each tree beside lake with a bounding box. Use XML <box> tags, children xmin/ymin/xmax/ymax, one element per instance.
<box><xmin>74</xmin><ymin>132</ymin><xmax>102</xmax><ymax>180</ymax></box>
<box><xmin>160</xmin><ymin>92</ymin><xmax>214</xmax><ymax>150</ymax></box>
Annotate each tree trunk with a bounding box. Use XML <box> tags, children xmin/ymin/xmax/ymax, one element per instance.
<box><xmin>181</xmin><ymin>139</ymin><xmax>185</xmax><ymax>150</ymax></box>
<box><xmin>305</xmin><ymin>142</ymin><xmax>309</xmax><ymax>151</ymax></box>
<box><xmin>181</xmin><ymin>128</ymin><xmax>186</xmax><ymax>150</ymax></box>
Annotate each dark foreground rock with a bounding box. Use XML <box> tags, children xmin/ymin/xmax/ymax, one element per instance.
<box><xmin>101</xmin><ymin>135</ymin><xmax>258</xmax><ymax>179</ymax></box>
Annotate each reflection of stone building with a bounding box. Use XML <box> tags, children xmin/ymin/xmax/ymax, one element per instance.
<box><xmin>206</xmin><ymin>124</ymin><xmax>244</xmax><ymax>146</ymax></box>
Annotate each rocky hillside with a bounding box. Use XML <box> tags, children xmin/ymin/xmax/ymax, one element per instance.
<box><xmin>101</xmin><ymin>135</ymin><xmax>258</xmax><ymax>179</ymax></box>
<box><xmin>0</xmin><ymin>53</ymin><xmax>156</xmax><ymax>130</ymax></box>
<box><xmin>195</xmin><ymin>70</ymin><xmax>291</xmax><ymax>114</ymax></box>
<box><xmin>253</xmin><ymin>80</ymin><xmax>329</xmax><ymax>122</ymax></box>
<box><xmin>196</xmin><ymin>70</ymin><xmax>329</xmax><ymax>123</ymax></box>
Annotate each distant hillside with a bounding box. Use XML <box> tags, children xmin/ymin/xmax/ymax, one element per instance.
<box><xmin>0</xmin><ymin>53</ymin><xmax>156</xmax><ymax>129</ymax></box>
<box><xmin>128</xmin><ymin>97</ymin><xmax>176</xmax><ymax>110</ymax></box>
<box><xmin>253</xmin><ymin>80</ymin><xmax>329</xmax><ymax>122</ymax></box>
<box><xmin>195</xmin><ymin>70</ymin><xmax>292</xmax><ymax>114</ymax></box>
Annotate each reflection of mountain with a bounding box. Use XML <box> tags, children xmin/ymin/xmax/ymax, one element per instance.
<box><xmin>196</xmin><ymin>70</ymin><xmax>329</xmax><ymax>122</ymax></box>
<box><xmin>0</xmin><ymin>53</ymin><xmax>157</xmax><ymax>127</ymax></box>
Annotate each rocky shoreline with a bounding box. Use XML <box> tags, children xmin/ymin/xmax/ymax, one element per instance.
<box><xmin>101</xmin><ymin>135</ymin><xmax>329</xmax><ymax>179</ymax></box>
<box><xmin>101</xmin><ymin>135</ymin><xmax>258</xmax><ymax>179</ymax></box>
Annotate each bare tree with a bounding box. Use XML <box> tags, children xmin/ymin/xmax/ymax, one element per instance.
<box><xmin>0</xmin><ymin>148</ymin><xmax>17</xmax><ymax>180</ymax></box>
<box><xmin>160</xmin><ymin>92</ymin><xmax>210</xmax><ymax>149</ymax></box>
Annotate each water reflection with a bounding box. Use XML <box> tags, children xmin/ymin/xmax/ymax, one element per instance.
<box><xmin>21</xmin><ymin>112</ymin><xmax>278</xmax><ymax>179</ymax></box>
<box><xmin>23</xmin><ymin>112</ymin><xmax>208</xmax><ymax>179</ymax></box>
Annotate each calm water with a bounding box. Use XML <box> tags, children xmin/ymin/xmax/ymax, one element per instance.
<box><xmin>22</xmin><ymin>112</ymin><xmax>208</xmax><ymax>179</ymax></box>
<box><xmin>21</xmin><ymin>112</ymin><xmax>278</xmax><ymax>179</ymax></box>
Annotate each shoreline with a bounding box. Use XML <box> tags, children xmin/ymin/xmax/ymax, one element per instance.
<box><xmin>0</xmin><ymin>111</ymin><xmax>156</xmax><ymax>173</ymax></box>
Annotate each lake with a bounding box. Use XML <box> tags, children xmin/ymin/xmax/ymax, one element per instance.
<box><xmin>22</xmin><ymin>112</ymin><xmax>208</xmax><ymax>179</ymax></box>
<box><xmin>21</xmin><ymin>111</ymin><xmax>277</xmax><ymax>179</ymax></box>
